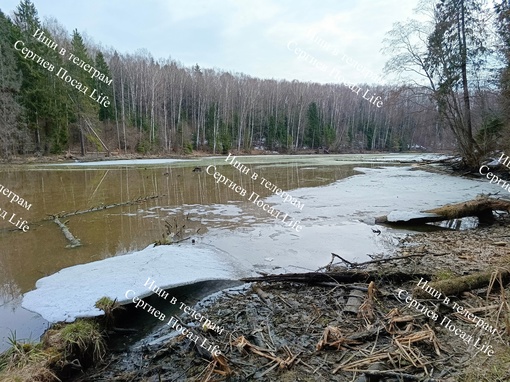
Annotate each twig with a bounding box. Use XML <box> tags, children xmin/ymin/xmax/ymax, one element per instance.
<box><xmin>296</xmin><ymin>358</ymin><xmax>316</xmax><ymax>372</ymax></box>
<box><xmin>305</xmin><ymin>313</ymin><xmax>323</xmax><ymax>332</ymax></box>
<box><xmin>333</xmin><ymin>352</ymin><xmax>390</xmax><ymax>373</ymax></box>
<box><xmin>174</xmin><ymin>236</ymin><xmax>192</xmax><ymax>244</ymax></box>
<box><xmin>332</xmin><ymin>252</ymin><xmax>448</xmax><ymax>268</ymax></box>
<box><xmin>330</xmin><ymin>253</ymin><xmax>356</xmax><ymax>267</ymax></box>
<box><xmin>311</xmin><ymin>354</ymin><xmax>327</xmax><ymax>374</ymax></box>
<box><xmin>276</xmin><ymin>293</ymin><xmax>293</xmax><ymax>308</ymax></box>
<box><xmin>256</xmin><ymin>360</ymin><xmax>279</xmax><ymax>378</ymax></box>
<box><xmin>369</xmin><ymin>326</ymin><xmax>380</xmax><ymax>355</ymax></box>
<box><xmin>265</xmin><ymin>321</ymin><xmax>276</xmax><ymax>348</ymax></box>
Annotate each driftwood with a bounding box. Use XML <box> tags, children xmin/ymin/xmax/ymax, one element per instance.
<box><xmin>327</xmin><ymin>252</ymin><xmax>448</xmax><ymax>270</ymax></box>
<box><xmin>42</xmin><ymin>195</ymin><xmax>161</xmax><ymax>249</ymax></box>
<box><xmin>53</xmin><ymin>217</ymin><xmax>81</xmax><ymax>248</ymax></box>
<box><xmin>425</xmin><ymin>197</ymin><xmax>510</xmax><ymax>223</ymax></box>
<box><xmin>376</xmin><ymin>196</ymin><xmax>510</xmax><ymax>225</ymax></box>
<box><xmin>240</xmin><ymin>271</ymin><xmax>428</xmax><ymax>285</ymax></box>
<box><xmin>46</xmin><ymin>195</ymin><xmax>160</xmax><ymax>220</ymax></box>
<box><xmin>413</xmin><ymin>270</ymin><xmax>510</xmax><ymax>298</ymax></box>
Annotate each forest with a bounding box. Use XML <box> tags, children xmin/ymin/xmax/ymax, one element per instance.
<box><xmin>0</xmin><ymin>0</ymin><xmax>509</xmax><ymax>167</ymax></box>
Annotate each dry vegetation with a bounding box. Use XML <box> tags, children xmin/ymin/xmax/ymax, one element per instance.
<box><xmin>0</xmin><ymin>316</ymin><xmax>106</xmax><ymax>382</ymax></box>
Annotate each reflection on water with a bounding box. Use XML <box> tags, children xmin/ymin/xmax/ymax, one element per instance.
<box><xmin>0</xmin><ymin>159</ymin><xmax>358</xmax><ymax>351</ymax></box>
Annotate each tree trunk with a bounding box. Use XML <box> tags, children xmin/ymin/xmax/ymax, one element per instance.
<box><xmin>413</xmin><ymin>270</ymin><xmax>510</xmax><ymax>298</ymax></box>
<box><xmin>375</xmin><ymin>196</ymin><xmax>510</xmax><ymax>225</ymax></box>
<box><xmin>79</xmin><ymin>123</ymin><xmax>85</xmax><ymax>156</ymax></box>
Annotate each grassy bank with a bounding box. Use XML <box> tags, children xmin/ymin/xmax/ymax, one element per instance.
<box><xmin>0</xmin><ymin>299</ymin><xmax>115</xmax><ymax>382</ymax></box>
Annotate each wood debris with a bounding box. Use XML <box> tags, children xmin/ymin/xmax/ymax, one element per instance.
<box><xmin>72</xmin><ymin>216</ymin><xmax>510</xmax><ymax>381</ymax></box>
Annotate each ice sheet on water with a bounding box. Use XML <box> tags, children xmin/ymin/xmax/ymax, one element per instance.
<box><xmin>22</xmin><ymin>244</ymin><xmax>241</xmax><ymax>323</ymax></box>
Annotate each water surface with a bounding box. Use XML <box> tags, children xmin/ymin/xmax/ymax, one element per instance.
<box><xmin>0</xmin><ymin>153</ymin><xmax>498</xmax><ymax>352</ymax></box>
<box><xmin>0</xmin><ymin>155</ymin><xmax>359</xmax><ymax>351</ymax></box>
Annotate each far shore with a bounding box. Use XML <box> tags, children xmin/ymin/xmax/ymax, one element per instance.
<box><xmin>0</xmin><ymin>148</ymin><xmax>450</xmax><ymax>166</ymax></box>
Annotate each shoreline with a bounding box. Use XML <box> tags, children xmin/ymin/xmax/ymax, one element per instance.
<box><xmin>2</xmin><ymin>213</ymin><xmax>509</xmax><ymax>381</ymax></box>
<box><xmin>2</xmin><ymin>159</ymin><xmax>510</xmax><ymax>381</ymax></box>
<box><xmin>0</xmin><ymin>149</ymin><xmax>451</xmax><ymax>166</ymax></box>
<box><xmin>67</xmin><ymin>216</ymin><xmax>510</xmax><ymax>382</ymax></box>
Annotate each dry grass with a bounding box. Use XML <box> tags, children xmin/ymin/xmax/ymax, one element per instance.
<box><xmin>52</xmin><ymin>320</ymin><xmax>106</xmax><ymax>364</ymax></box>
<box><xmin>94</xmin><ymin>296</ymin><xmax>124</xmax><ymax>329</ymax></box>
<box><xmin>460</xmin><ymin>343</ymin><xmax>510</xmax><ymax>382</ymax></box>
<box><xmin>442</xmin><ymin>245</ymin><xmax>510</xmax><ymax>381</ymax></box>
<box><xmin>0</xmin><ymin>319</ymin><xmax>106</xmax><ymax>382</ymax></box>
<box><xmin>0</xmin><ymin>333</ymin><xmax>58</xmax><ymax>382</ymax></box>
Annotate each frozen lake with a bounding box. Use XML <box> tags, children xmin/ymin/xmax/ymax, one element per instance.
<box><xmin>0</xmin><ymin>153</ymin><xmax>500</xmax><ymax>351</ymax></box>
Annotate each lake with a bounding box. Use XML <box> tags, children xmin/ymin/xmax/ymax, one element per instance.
<box><xmin>0</xmin><ymin>153</ymin><xmax>498</xmax><ymax>352</ymax></box>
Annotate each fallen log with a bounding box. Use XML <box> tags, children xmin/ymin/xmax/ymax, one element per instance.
<box><xmin>425</xmin><ymin>196</ymin><xmax>510</xmax><ymax>223</ymax></box>
<box><xmin>375</xmin><ymin>196</ymin><xmax>510</xmax><ymax>225</ymax></box>
<box><xmin>413</xmin><ymin>270</ymin><xmax>510</xmax><ymax>298</ymax></box>
<box><xmin>240</xmin><ymin>271</ymin><xmax>429</xmax><ymax>285</ymax></box>
<box><xmin>45</xmin><ymin>195</ymin><xmax>161</xmax><ymax>220</ymax></box>
<box><xmin>53</xmin><ymin>217</ymin><xmax>81</xmax><ymax>248</ymax></box>
<box><xmin>375</xmin><ymin>212</ymin><xmax>445</xmax><ymax>225</ymax></box>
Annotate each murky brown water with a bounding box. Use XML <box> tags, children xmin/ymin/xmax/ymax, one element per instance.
<box><xmin>0</xmin><ymin>158</ymin><xmax>359</xmax><ymax>351</ymax></box>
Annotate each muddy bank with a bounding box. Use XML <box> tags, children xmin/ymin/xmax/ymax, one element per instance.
<box><xmin>70</xmin><ymin>217</ymin><xmax>510</xmax><ymax>382</ymax></box>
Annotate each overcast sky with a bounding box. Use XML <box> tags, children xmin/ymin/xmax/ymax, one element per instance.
<box><xmin>1</xmin><ymin>0</ymin><xmax>423</xmax><ymax>85</ymax></box>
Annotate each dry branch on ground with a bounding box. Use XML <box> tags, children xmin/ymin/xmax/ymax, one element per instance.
<box><xmin>68</xmin><ymin>217</ymin><xmax>510</xmax><ymax>382</ymax></box>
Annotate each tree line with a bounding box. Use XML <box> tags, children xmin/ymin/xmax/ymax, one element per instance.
<box><xmin>0</xmin><ymin>0</ymin><xmax>509</xmax><ymax>166</ymax></box>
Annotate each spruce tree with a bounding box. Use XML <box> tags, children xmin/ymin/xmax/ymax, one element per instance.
<box><xmin>66</xmin><ymin>29</ymin><xmax>99</xmax><ymax>155</ymax></box>
<box><xmin>306</xmin><ymin>102</ymin><xmax>321</xmax><ymax>149</ymax></box>
<box><xmin>0</xmin><ymin>10</ymin><xmax>30</xmax><ymax>157</ymax></box>
<box><xmin>12</xmin><ymin>0</ymin><xmax>68</xmax><ymax>153</ymax></box>
<box><xmin>12</xmin><ymin>0</ymin><xmax>38</xmax><ymax>34</ymax></box>
<box><xmin>95</xmin><ymin>51</ymin><xmax>113</xmax><ymax>121</ymax></box>
<box><xmin>495</xmin><ymin>0</ymin><xmax>510</xmax><ymax>146</ymax></box>
<box><xmin>12</xmin><ymin>0</ymin><xmax>45</xmax><ymax>151</ymax></box>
